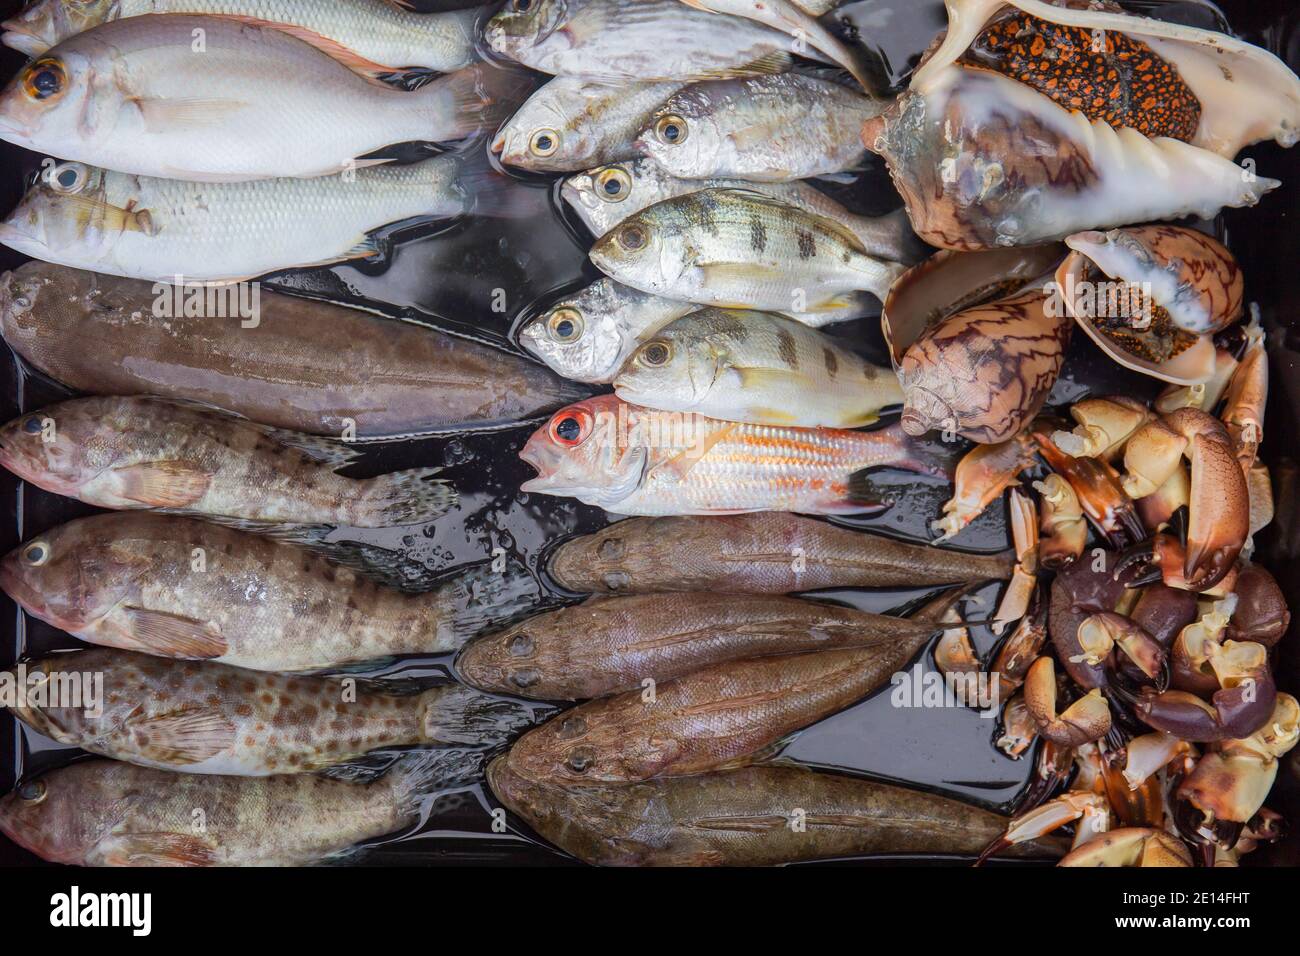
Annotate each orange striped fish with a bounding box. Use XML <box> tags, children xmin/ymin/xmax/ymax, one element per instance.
<box><xmin>518</xmin><ymin>394</ymin><xmax>954</xmax><ymax>515</ymax></box>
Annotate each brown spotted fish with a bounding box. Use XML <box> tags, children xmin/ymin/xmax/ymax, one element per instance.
<box><xmin>0</xmin><ymin>396</ymin><xmax>454</xmax><ymax>527</ymax></box>
<box><xmin>0</xmin><ymin>512</ymin><xmax>537</xmax><ymax>672</ymax></box>
<box><xmin>5</xmin><ymin>648</ymin><xmax>533</xmax><ymax>775</ymax></box>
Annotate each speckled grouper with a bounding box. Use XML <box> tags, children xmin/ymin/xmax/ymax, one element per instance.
<box><xmin>5</xmin><ymin>648</ymin><xmax>532</xmax><ymax>774</ymax></box>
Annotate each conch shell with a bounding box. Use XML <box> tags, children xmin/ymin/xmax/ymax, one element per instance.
<box><xmin>883</xmin><ymin>244</ymin><xmax>1070</xmax><ymax>443</ymax></box>
<box><xmin>862</xmin><ymin>0</ymin><xmax>1300</xmax><ymax>250</ymax></box>
<box><xmin>1053</xmin><ymin>225</ymin><xmax>1243</xmax><ymax>384</ymax></box>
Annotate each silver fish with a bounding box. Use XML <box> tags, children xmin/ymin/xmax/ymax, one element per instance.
<box><xmin>493</xmin><ymin>76</ymin><xmax>686</xmax><ymax>173</ymax></box>
<box><xmin>562</xmin><ymin>157</ymin><xmax>923</xmax><ymax>262</ymax></box>
<box><xmin>613</xmin><ymin>307</ymin><xmax>902</xmax><ymax>427</ymax></box>
<box><xmin>638</xmin><ymin>72</ymin><xmax>881</xmax><ymax>181</ymax></box>
<box><xmin>588</xmin><ymin>186</ymin><xmax>907</xmax><ymax>313</ymax></box>
<box><xmin>0</xmin><ymin>157</ymin><xmax>470</xmax><ymax>282</ymax></box>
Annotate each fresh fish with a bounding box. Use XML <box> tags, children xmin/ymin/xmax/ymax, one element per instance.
<box><xmin>638</xmin><ymin>72</ymin><xmax>881</xmax><ymax>181</ymax></box>
<box><xmin>518</xmin><ymin>278</ymin><xmax>872</xmax><ymax>385</ymax></box>
<box><xmin>489</xmin><ymin>761</ymin><xmax>1066</xmax><ymax>865</ymax></box>
<box><xmin>0</xmin><ymin>16</ymin><xmax>517</xmax><ymax>181</ymax></box>
<box><xmin>518</xmin><ymin>394</ymin><xmax>952</xmax><ymax>516</ymax></box>
<box><xmin>678</xmin><ymin>0</ymin><xmax>872</xmax><ymax>90</ymax></box>
<box><xmin>0</xmin><ymin>756</ymin><xmax>446</xmax><ymax>865</ymax></box>
<box><xmin>458</xmin><ymin>591</ymin><xmax>939</xmax><ymax>700</ymax></box>
<box><xmin>588</xmin><ymin>187</ymin><xmax>907</xmax><ymax>313</ymax></box>
<box><xmin>0</xmin><ymin>262</ymin><xmax>586</xmax><ymax>437</ymax></box>
<box><xmin>0</xmin><ymin>396</ymin><xmax>455</xmax><ymax>527</ymax></box>
<box><xmin>0</xmin><ymin>157</ymin><xmax>484</xmax><ymax>282</ymax></box>
<box><xmin>0</xmin><ymin>512</ymin><xmax>538</xmax><ymax>672</ymax></box>
<box><xmin>547</xmin><ymin>513</ymin><xmax>1015</xmax><ymax>595</ymax></box>
<box><xmin>502</xmin><ymin>643</ymin><xmax>938</xmax><ymax>785</ymax></box>
<box><xmin>493</xmin><ymin>77</ymin><xmax>685</xmax><ymax>173</ymax></box>
<box><xmin>7</xmin><ymin>649</ymin><xmax>533</xmax><ymax>774</ymax></box>
<box><xmin>1</xmin><ymin>0</ymin><xmax>485</xmax><ymax>73</ymax></box>
<box><xmin>612</xmin><ymin>307</ymin><xmax>902</xmax><ymax>427</ymax></box>
<box><xmin>484</xmin><ymin>0</ymin><xmax>807</xmax><ymax>82</ymax></box>
<box><xmin>562</xmin><ymin>157</ymin><xmax>924</xmax><ymax>263</ymax></box>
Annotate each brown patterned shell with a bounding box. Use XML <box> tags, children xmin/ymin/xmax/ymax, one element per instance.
<box><xmin>898</xmin><ymin>287</ymin><xmax>1071</xmax><ymax>444</ymax></box>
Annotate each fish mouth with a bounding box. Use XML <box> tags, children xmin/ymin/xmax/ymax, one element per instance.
<box><xmin>0</xmin><ymin>558</ymin><xmax>48</xmax><ymax>621</ymax></box>
<box><xmin>0</xmin><ymin>24</ymin><xmax>44</xmax><ymax>58</ymax></box>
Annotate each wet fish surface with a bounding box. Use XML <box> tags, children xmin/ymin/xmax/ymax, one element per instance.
<box><xmin>0</xmin><ymin>757</ymin><xmax>443</xmax><ymax>865</ymax></box>
<box><xmin>0</xmin><ymin>396</ymin><xmax>455</xmax><ymax>527</ymax></box>
<box><xmin>0</xmin><ymin>512</ymin><xmax>536</xmax><ymax>672</ymax></box>
<box><xmin>588</xmin><ymin>187</ymin><xmax>907</xmax><ymax>312</ymax></box>
<box><xmin>563</xmin><ymin>158</ymin><xmax>924</xmax><ymax>263</ymax></box>
<box><xmin>0</xmin><ymin>15</ymin><xmax>512</xmax><ymax>180</ymax></box>
<box><xmin>1</xmin><ymin>0</ymin><xmax>485</xmax><ymax>72</ymax></box>
<box><xmin>0</xmin><ymin>262</ymin><xmax>586</xmax><ymax>437</ymax></box>
<box><xmin>494</xmin><ymin>77</ymin><xmax>686</xmax><ymax>173</ymax></box>
<box><xmin>546</xmin><ymin>513</ymin><xmax>1014</xmax><ymax>595</ymax></box>
<box><xmin>0</xmin><ymin>157</ymin><xmax>479</xmax><ymax>282</ymax></box>
<box><xmin>638</xmin><ymin>73</ymin><xmax>881</xmax><ymax>182</ymax></box>
<box><xmin>458</xmin><ymin>591</ymin><xmax>939</xmax><ymax>700</ymax></box>
<box><xmin>612</xmin><ymin>307</ymin><xmax>903</xmax><ymax>427</ymax></box>
<box><xmin>519</xmin><ymin>394</ymin><xmax>952</xmax><ymax>516</ymax></box>
<box><xmin>489</xmin><ymin>760</ymin><xmax>1066</xmax><ymax>865</ymax></box>
<box><xmin>7</xmin><ymin>648</ymin><xmax>532</xmax><ymax>774</ymax></box>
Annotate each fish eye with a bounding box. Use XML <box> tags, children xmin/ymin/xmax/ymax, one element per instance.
<box><xmin>654</xmin><ymin>114</ymin><xmax>688</xmax><ymax>146</ymax></box>
<box><xmin>595</xmin><ymin>167</ymin><xmax>631</xmax><ymax>203</ymax></box>
<box><xmin>529</xmin><ymin>128</ymin><xmax>560</xmax><ymax>157</ymax></box>
<box><xmin>616</xmin><ymin>224</ymin><xmax>648</xmax><ymax>252</ymax></box>
<box><xmin>636</xmin><ymin>341</ymin><xmax>672</xmax><ymax>368</ymax></box>
<box><xmin>508</xmin><ymin>633</ymin><xmax>534</xmax><ymax>657</ymax></box>
<box><xmin>22</xmin><ymin>540</ymin><xmax>50</xmax><ymax>566</ymax></box>
<box><xmin>44</xmin><ymin>162</ymin><xmax>87</xmax><ymax>194</ymax></box>
<box><xmin>565</xmin><ymin>747</ymin><xmax>595</xmax><ymax>774</ymax></box>
<box><xmin>21</xmin><ymin>416</ymin><xmax>42</xmax><ymax>435</ymax></box>
<box><xmin>546</xmin><ymin>307</ymin><xmax>583</xmax><ymax>343</ymax></box>
<box><xmin>548</xmin><ymin>406</ymin><xmax>593</xmax><ymax>447</ymax></box>
<box><xmin>16</xmin><ymin>779</ymin><xmax>46</xmax><ymax>803</ymax></box>
<box><xmin>513</xmin><ymin>0</ymin><xmax>534</xmax><ymax>10</ymax></box>
<box><xmin>23</xmin><ymin>58</ymin><xmax>65</xmax><ymax>101</ymax></box>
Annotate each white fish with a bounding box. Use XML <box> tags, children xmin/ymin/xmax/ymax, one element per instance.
<box><xmin>0</xmin><ymin>14</ymin><xmax>519</xmax><ymax>181</ymax></box>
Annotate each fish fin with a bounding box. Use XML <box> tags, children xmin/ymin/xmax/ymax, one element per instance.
<box><xmin>645</xmin><ymin>424</ymin><xmax>737</xmax><ymax>484</ymax></box>
<box><xmin>436</xmin><ymin>560</ymin><xmax>542</xmax><ymax>650</ymax></box>
<box><xmin>116</xmin><ymin>707</ymin><xmax>236</xmax><ymax>765</ymax></box>
<box><xmin>386</xmin><ymin>748</ymin><xmax>493</xmax><ymax>814</ymax></box>
<box><xmin>121</xmin><ymin>607</ymin><xmax>227</xmax><ymax>660</ymax></box>
<box><xmin>453</xmin><ymin>148</ymin><xmax>546</xmax><ymax>220</ymax></box>
<box><xmin>697</xmin><ymin>51</ymin><xmax>792</xmax><ymax>79</ymax></box>
<box><xmin>344</xmin><ymin>236</ymin><xmax>384</xmax><ymax>261</ymax></box>
<box><xmin>93</xmin><ymin>832</ymin><xmax>217</xmax><ymax>867</ymax></box>
<box><xmin>356</xmin><ymin>467</ymin><xmax>458</xmax><ymax>525</ymax></box>
<box><xmin>193</xmin><ymin>15</ymin><xmax>399</xmax><ymax>79</ymax></box>
<box><xmin>111</xmin><ymin>461</ymin><xmax>212</xmax><ymax>508</ymax></box>
<box><xmin>726</xmin><ymin>123</ymin><xmax>775</xmax><ymax>152</ymax></box>
<box><xmin>424</xmin><ymin>63</ymin><xmax>534</xmax><ymax>142</ymax></box>
<box><xmin>131</xmin><ymin>96</ymin><xmax>251</xmax><ymax>133</ymax></box>
<box><xmin>259</xmin><ymin>428</ymin><xmax>362</xmax><ymax>469</ymax></box>
<box><xmin>697</xmin><ymin>261</ymin><xmax>786</xmax><ymax>286</ymax></box>
<box><xmin>418</xmin><ymin>685</ymin><xmax>536</xmax><ymax>747</ymax></box>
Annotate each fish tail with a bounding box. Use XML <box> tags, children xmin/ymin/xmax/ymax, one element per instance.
<box><xmin>384</xmin><ymin>748</ymin><xmax>492</xmax><ymax>813</ymax></box>
<box><xmin>851</xmin><ymin>206</ymin><xmax>929</xmax><ymax>266</ymax></box>
<box><xmin>884</xmin><ymin>427</ymin><xmax>963</xmax><ymax>479</ymax></box>
<box><xmin>354</xmin><ymin>467</ymin><xmax>457</xmax><ymax>526</ymax></box>
<box><xmin>450</xmin><ymin>145</ymin><xmax>550</xmax><ymax>220</ymax></box>
<box><xmin>425</xmin><ymin>62</ymin><xmax>534</xmax><ymax>143</ymax></box>
<box><xmin>436</xmin><ymin>559</ymin><xmax>541</xmax><ymax>650</ymax></box>
<box><xmin>417</xmin><ymin>684</ymin><xmax>537</xmax><ymax>748</ymax></box>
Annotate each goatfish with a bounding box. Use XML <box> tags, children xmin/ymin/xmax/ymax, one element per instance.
<box><xmin>612</xmin><ymin>307</ymin><xmax>903</xmax><ymax>427</ymax></box>
<box><xmin>493</xmin><ymin>77</ymin><xmax>687</xmax><ymax>173</ymax></box>
<box><xmin>638</xmin><ymin>72</ymin><xmax>881</xmax><ymax>181</ymax></box>
<box><xmin>588</xmin><ymin>187</ymin><xmax>908</xmax><ymax>313</ymax></box>
<box><xmin>0</xmin><ymin>16</ymin><xmax>519</xmax><ymax>181</ymax></box>
<box><xmin>458</xmin><ymin>591</ymin><xmax>941</xmax><ymax>700</ymax></box>
<box><xmin>502</xmin><ymin>642</ymin><xmax>943</xmax><ymax>785</ymax></box>
<box><xmin>0</xmin><ymin>756</ymin><xmax>447</xmax><ymax>865</ymax></box>
<box><xmin>489</xmin><ymin>761</ymin><xmax>1067</xmax><ymax>865</ymax></box>
<box><xmin>484</xmin><ymin>0</ymin><xmax>812</xmax><ymax>82</ymax></box>
<box><xmin>0</xmin><ymin>396</ymin><xmax>455</xmax><ymax>527</ymax></box>
<box><xmin>518</xmin><ymin>278</ymin><xmax>873</xmax><ymax>384</ymax></box>
<box><xmin>0</xmin><ymin>156</ymin><xmax>490</xmax><ymax>283</ymax></box>
<box><xmin>547</xmin><ymin>514</ymin><xmax>1015</xmax><ymax>595</ymax></box>
<box><xmin>0</xmin><ymin>512</ymin><xmax>538</xmax><ymax>672</ymax></box>
<box><xmin>0</xmin><ymin>262</ymin><xmax>587</xmax><ymax>437</ymax></box>
<box><xmin>562</xmin><ymin>158</ymin><xmax>925</xmax><ymax>262</ymax></box>
<box><xmin>6</xmin><ymin>648</ymin><xmax>533</xmax><ymax>775</ymax></box>
<box><xmin>1</xmin><ymin>0</ymin><xmax>485</xmax><ymax>74</ymax></box>
<box><xmin>518</xmin><ymin>394</ymin><xmax>953</xmax><ymax>516</ymax></box>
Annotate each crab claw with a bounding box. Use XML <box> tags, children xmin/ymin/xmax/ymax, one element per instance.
<box><xmin>1024</xmin><ymin>657</ymin><xmax>1112</xmax><ymax>747</ymax></box>
<box><xmin>1220</xmin><ymin>314</ymin><xmax>1266</xmax><ymax>473</ymax></box>
<box><xmin>1116</xmin><ymin>533</ymin><xmax>1239</xmax><ymax>595</ymax></box>
<box><xmin>931</xmin><ymin>430</ymin><xmax>1036</xmax><ymax>541</ymax></box>
<box><xmin>1138</xmin><ymin>641</ymin><xmax>1276</xmax><ymax>742</ymax></box>
<box><xmin>1058</xmin><ymin>828</ymin><xmax>1192</xmax><ymax>867</ymax></box>
<box><xmin>1051</xmin><ymin>397</ymin><xmax>1151</xmax><ymax>461</ymax></box>
<box><xmin>1122</xmin><ymin>732</ymin><xmax>1195</xmax><ymax>789</ymax></box>
<box><xmin>996</xmin><ymin>693</ymin><xmax>1038</xmax><ymax>759</ymax></box>
<box><xmin>1170</xmin><ymin>594</ymin><xmax>1238</xmax><ymax>696</ymax></box>
<box><xmin>990</xmin><ymin>582</ymin><xmax>1048</xmax><ymax>697</ymax></box>
<box><xmin>977</xmin><ymin>791</ymin><xmax>1111</xmax><ymax>865</ymax></box>
<box><xmin>1033</xmin><ymin>475</ymin><xmax>1087</xmax><ymax>569</ymax></box>
<box><xmin>1075</xmin><ymin>612</ymin><xmax>1167</xmax><ymax>686</ymax></box>
<box><xmin>1032</xmin><ymin>421</ymin><xmax>1145</xmax><ymax>546</ymax></box>
<box><xmin>1225</xmin><ymin>564</ymin><xmax>1290</xmax><ymax>648</ymax></box>
<box><xmin>1135</xmin><ymin>465</ymin><xmax>1189</xmax><ymax>533</ymax></box>
<box><xmin>1154</xmin><ymin>348</ymin><xmax>1239</xmax><ymax>414</ymax></box>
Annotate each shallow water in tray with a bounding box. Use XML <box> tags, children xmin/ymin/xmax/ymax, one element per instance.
<box><xmin>0</xmin><ymin>0</ymin><xmax>1293</xmax><ymax>865</ymax></box>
